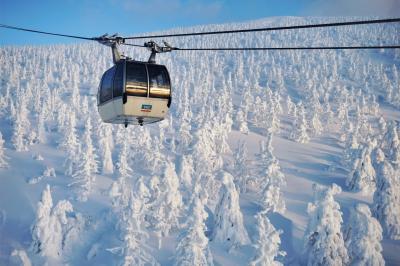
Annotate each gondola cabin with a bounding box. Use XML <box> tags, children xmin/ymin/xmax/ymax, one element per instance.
<box><xmin>97</xmin><ymin>59</ymin><xmax>171</xmax><ymax>126</ymax></box>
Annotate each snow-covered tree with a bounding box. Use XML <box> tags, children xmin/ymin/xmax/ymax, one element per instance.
<box><xmin>174</xmin><ymin>194</ymin><xmax>214</xmax><ymax>266</ymax></box>
<box><xmin>290</xmin><ymin>103</ymin><xmax>309</xmax><ymax>144</ymax></box>
<box><xmin>213</xmin><ymin>171</ymin><xmax>250</xmax><ymax>249</ymax></box>
<box><xmin>110</xmin><ymin>140</ymin><xmax>134</xmax><ymax>218</ymax></box>
<box><xmin>31</xmin><ymin>185</ymin><xmax>74</xmax><ymax>260</ymax></box>
<box><xmin>192</xmin><ymin>123</ymin><xmax>219</xmax><ymax>174</ymax></box>
<box><xmin>372</xmin><ymin>148</ymin><xmax>400</xmax><ymax>240</ymax></box>
<box><xmin>176</xmin><ymin>119</ymin><xmax>192</xmax><ymax>154</ymax></box>
<box><xmin>255</xmin><ymin>133</ymin><xmax>286</xmax><ymax>213</ymax></box>
<box><xmin>71</xmin><ymin>116</ymin><xmax>98</xmax><ymax>201</ymax></box>
<box><xmin>250</xmin><ymin>212</ymin><xmax>285</xmax><ymax>266</ymax></box>
<box><xmin>310</xmin><ymin>111</ymin><xmax>323</xmax><ymax>136</ymax></box>
<box><xmin>342</xmin><ymin>131</ymin><xmax>362</xmax><ymax>169</ymax></box>
<box><xmin>344</xmin><ymin>204</ymin><xmax>384</xmax><ymax>266</ymax></box>
<box><xmin>35</xmin><ymin>106</ymin><xmax>46</xmax><ymax>144</ymax></box>
<box><xmin>62</xmin><ymin>110</ymin><xmax>79</xmax><ymax>176</ymax></box>
<box><xmin>346</xmin><ymin>143</ymin><xmax>376</xmax><ymax>194</ymax></box>
<box><xmin>236</xmin><ymin>107</ymin><xmax>249</xmax><ymax>134</ymax></box>
<box><xmin>177</xmin><ymin>154</ymin><xmax>195</xmax><ymax>198</ymax></box>
<box><xmin>233</xmin><ymin>140</ymin><xmax>251</xmax><ymax>193</ymax></box>
<box><xmin>286</xmin><ymin>95</ymin><xmax>295</xmax><ymax>115</ymax></box>
<box><xmin>11</xmin><ymin>249</ymin><xmax>32</xmax><ymax>266</ymax></box>
<box><xmin>148</xmin><ymin>161</ymin><xmax>183</xmax><ymax>249</ymax></box>
<box><xmin>0</xmin><ymin>131</ymin><xmax>8</xmax><ymax>168</ymax></box>
<box><xmin>12</xmin><ymin>112</ymin><xmax>27</xmax><ymax>151</ymax></box>
<box><xmin>121</xmin><ymin>193</ymin><xmax>159</xmax><ymax>266</ymax></box>
<box><xmin>259</xmin><ymin>158</ymin><xmax>286</xmax><ymax>214</ymax></box>
<box><xmin>382</xmin><ymin>121</ymin><xmax>400</xmax><ymax>165</ymax></box>
<box><xmin>303</xmin><ymin>183</ymin><xmax>349</xmax><ymax>266</ymax></box>
<box><xmin>98</xmin><ymin>124</ymin><xmax>113</xmax><ymax>174</ymax></box>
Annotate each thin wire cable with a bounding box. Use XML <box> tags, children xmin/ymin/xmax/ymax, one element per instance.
<box><xmin>123</xmin><ymin>18</ymin><xmax>400</xmax><ymax>40</ymax></box>
<box><xmin>121</xmin><ymin>43</ymin><xmax>146</xmax><ymax>48</ymax></box>
<box><xmin>172</xmin><ymin>45</ymin><xmax>400</xmax><ymax>51</ymax></box>
<box><xmin>0</xmin><ymin>23</ymin><xmax>94</xmax><ymax>41</ymax></box>
<box><xmin>2</xmin><ymin>20</ymin><xmax>400</xmax><ymax>51</ymax></box>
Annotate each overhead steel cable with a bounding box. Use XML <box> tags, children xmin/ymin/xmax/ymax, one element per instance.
<box><xmin>1</xmin><ymin>19</ymin><xmax>400</xmax><ymax>51</ymax></box>
<box><xmin>170</xmin><ymin>45</ymin><xmax>400</xmax><ymax>51</ymax></box>
<box><xmin>0</xmin><ymin>23</ymin><xmax>95</xmax><ymax>41</ymax></box>
<box><xmin>123</xmin><ymin>18</ymin><xmax>400</xmax><ymax>40</ymax></box>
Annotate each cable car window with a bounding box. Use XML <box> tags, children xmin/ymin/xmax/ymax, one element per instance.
<box><xmin>148</xmin><ymin>65</ymin><xmax>171</xmax><ymax>99</ymax></box>
<box><xmin>99</xmin><ymin>67</ymin><xmax>115</xmax><ymax>104</ymax></box>
<box><xmin>113</xmin><ymin>63</ymin><xmax>123</xmax><ymax>98</ymax></box>
<box><xmin>126</xmin><ymin>63</ymin><xmax>148</xmax><ymax>97</ymax></box>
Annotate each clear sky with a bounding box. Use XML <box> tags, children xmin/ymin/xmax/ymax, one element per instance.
<box><xmin>1</xmin><ymin>0</ymin><xmax>399</xmax><ymax>46</ymax></box>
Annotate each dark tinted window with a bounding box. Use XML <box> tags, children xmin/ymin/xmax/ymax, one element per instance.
<box><xmin>99</xmin><ymin>67</ymin><xmax>115</xmax><ymax>104</ymax></box>
<box><xmin>148</xmin><ymin>65</ymin><xmax>171</xmax><ymax>99</ymax></box>
<box><xmin>126</xmin><ymin>62</ymin><xmax>147</xmax><ymax>97</ymax></box>
<box><xmin>113</xmin><ymin>63</ymin><xmax>124</xmax><ymax>98</ymax></box>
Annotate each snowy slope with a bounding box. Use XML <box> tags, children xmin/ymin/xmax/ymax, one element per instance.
<box><xmin>0</xmin><ymin>17</ymin><xmax>399</xmax><ymax>265</ymax></box>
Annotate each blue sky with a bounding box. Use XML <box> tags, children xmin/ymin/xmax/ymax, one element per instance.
<box><xmin>1</xmin><ymin>0</ymin><xmax>399</xmax><ymax>45</ymax></box>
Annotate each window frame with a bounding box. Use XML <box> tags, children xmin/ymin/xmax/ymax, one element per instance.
<box><xmin>125</xmin><ymin>62</ymin><xmax>148</xmax><ymax>98</ymax></box>
<box><xmin>147</xmin><ymin>64</ymin><xmax>171</xmax><ymax>99</ymax></box>
<box><xmin>99</xmin><ymin>66</ymin><xmax>116</xmax><ymax>105</ymax></box>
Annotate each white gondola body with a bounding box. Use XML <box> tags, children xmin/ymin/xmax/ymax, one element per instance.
<box><xmin>98</xmin><ymin>96</ymin><xmax>169</xmax><ymax>125</ymax></box>
<box><xmin>97</xmin><ymin>60</ymin><xmax>171</xmax><ymax>125</ymax></box>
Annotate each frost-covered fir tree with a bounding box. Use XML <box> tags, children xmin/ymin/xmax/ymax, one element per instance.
<box><xmin>149</xmin><ymin>161</ymin><xmax>183</xmax><ymax>249</ymax></box>
<box><xmin>110</xmin><ymin>140</ymin><xmax>133</xmax><ymax>220</ymax></box>
<box><xmin>342</xmin><ymin>131</ymin><xmax>362</xmax><ymax>170</ymax></box>
<box><xmin>290</xmin><ymin>103</ymin><xmax>310</xmax><ymax>144</ymax></box>
<box><xmin>372</xmin><ymin>148</ymin><xmax>400</xmax><ymax>240</ymax></box>
<box><xmin>382</xmin><ymin>121</ymin><xmax>400</xmax><ymax>165</ymax></box>
<box><xmin>236</xmin><ymin>107</ymin><xmax>249</xmax><ymax>134</ymax></box>
<box><xmin>286</xmin><ymin>95</ymin><xmax>295</xmax><ymax>116</ymax></box>
<box><xmin>255</xmin><ymin>133</ymin><xmax>286</xmax><ymax>213</ymax></box>
<box><xmin>62</xmin><ymin>110</ymin><xmax>80</xmax><ymax>176</ymax></box>
<box><xmin>177</xmin><ymin>154</ymin><xmax>195</xmax><ymax>199</ymax></box>
<box><xmin>174</xmin><ymin>194</ymin><xmax>214</xmax><ymax>266</ymax></box>
<box><xmin>71</xmin><ymin>116</ymin><xmax>98</xmax><ymax>201</ymax></box>
<box><xmin>59</xmin><ymin>108</ymin><xmax>78</xmax><ymax>150</ymax></box>
<box><xmin>0</xmin><ymin>131</ymin><xmax>8</xmax><ymax>168</ymax></box>
<box><xmin>303</xmin><ymin>183</ymin><xmax>349</xmax><ymax>266</ymax></box>
<box><xmin>213</xmin><ymin>171</ymin><xmax>250</xmax><ymax>249</ymax></box>
<box><xmin>233</xmin><ymin>140</ymin><xmax>250</xmax><ymax>193</ymax></box>
<box><xmin>250</xmin><ymin>212</ymin><xmax>285</xmax><ymax>266</ymax></box>
<box><xmin>346</xmin><ymin>143</ymin><xmax>376</xmax><ymax>194</ymax></box>
<box><xmin>31</xmin><ymin>185</ymin><xmax>74</xmax><ymax>260</ymax></box>
<box><xmin>121</xmin><ymin>193</ymin><xmax>159</xmax><ymax>266</ymax></box>
<box><xmin>310</xmin><ymin>111</ymin><xmax>323</xmax><ymax>136</ymax></box>
<box><xmin>344</xmin><ymin>204</ymin><xmax>384</xmax><ymax>266</ymax></box>
<box><xmin>35</xmin><ymin>106</ymin><xmax>46</xmax><ymax>144</ymax></box>
<box><xmin>12</xmin><ymin>112</ymin><xmax>27</xmax><ymax>151</ymax></box>
<box><xmin>12</xmin><ymin>94</ymin><xmax>32</xmax><ymax>150</ymax></box>
<box><xmin>259</xmin><ymin>158</ymin><xmax>286</xmax><ymax>214</ymax></box>
<box><xmin>192</xmin><ymin>123</ymin><xmax>218</xmax><ymax>174</ymax></box>
<box><xmin>98</xmin><ymin>124</ymin><xmax>113</xmax><ymax>174</ymax></box>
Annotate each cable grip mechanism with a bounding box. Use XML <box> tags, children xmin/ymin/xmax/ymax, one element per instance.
<box><xmin>144</xmin><ymin>41</ymin><xmax>176</xmax><ymax>63</ymax></box>
<box><xmin>95</xmin><ymin>34</ymin><xmax>126</xmax><ymax>64</ymax></box>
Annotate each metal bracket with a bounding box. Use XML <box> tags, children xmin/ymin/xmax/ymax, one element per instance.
<box><xmin>144</xmin><ymin>41</ymin><xmax>176</xmax><ymax>63</ymax></box>
<box><xmin>95</xmin><ymin>34</ymin><xmax>125</xmax><ymax>64</ymax></box>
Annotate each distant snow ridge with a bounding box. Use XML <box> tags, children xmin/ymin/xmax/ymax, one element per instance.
<box><xmin>0</xmin><ymin>16</ymin><xmax>399</xmax><ymax>265</ymax></box>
